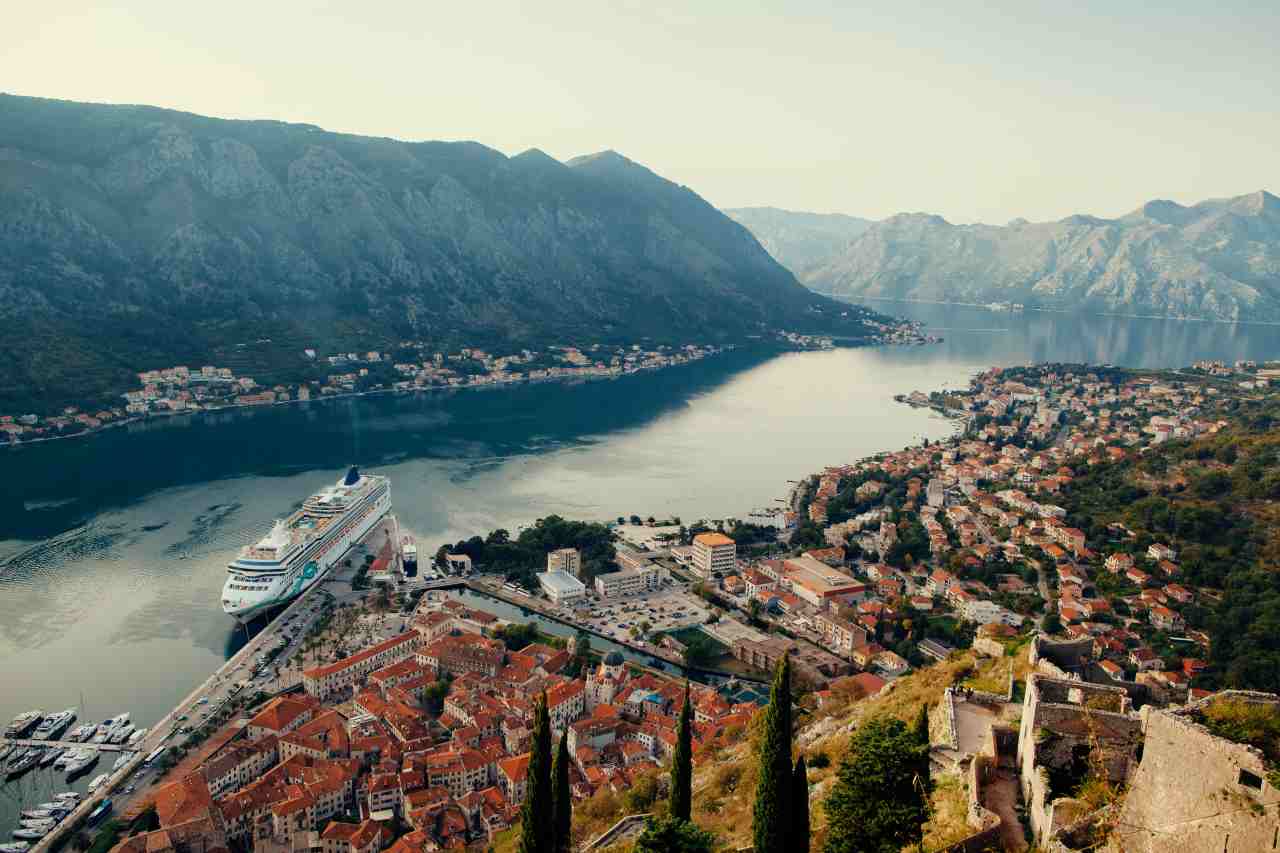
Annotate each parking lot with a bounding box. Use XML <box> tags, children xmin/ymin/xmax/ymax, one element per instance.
<box><xmin>576</xmin><ymin>586</ymin><xmax>712</xmax><ymax>641</ymax></box>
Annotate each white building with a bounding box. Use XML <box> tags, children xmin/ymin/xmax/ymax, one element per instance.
<box><xmin>959</xmin><ymin>598</ymin><xmax>1024</xmax><ymax>628</ymax></box>
<box><xmin>691</xmin><ymin>532</ymin><xmax>736</xmax><ymax>578</ymax></box>
<box><xmin>546</xmin><ymin>547</ymin><xmax>582</xmax><ymax>577</ymax></box>
<box><xmin>594</xmin><ymin>565</ymin><xmax>662</xmax><ymax>598</ymax></box>
<box><xmin>538</xmin><ymin>570</ymin><xmax>587</xmax><ymax>606</ymax></box>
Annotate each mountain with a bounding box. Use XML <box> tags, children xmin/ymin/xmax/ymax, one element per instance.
<box><xmin>0</xmin><ymin>94</ymin><xmax>886</xmax><ymax>413</ymax></box>
<box><xmin>725</xmin><ymin>206</ymin><xmax>872</xmax><ymax>276</ymax></box>
<box><xmin>801</xmin><ymin>191</ymin><xmax>1280</xmax><ymax>321</ymax></box>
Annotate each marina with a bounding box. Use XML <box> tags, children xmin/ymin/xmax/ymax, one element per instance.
<box><xmin>2</xmin><ymin>481</ymin><xmax>412</xmax><ymax>852</ymax></box>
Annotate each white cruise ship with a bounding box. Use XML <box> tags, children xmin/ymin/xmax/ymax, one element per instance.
<box><xmin>221</xmin><ymin>466</ymin><xmax>391</xmax><ymax>621</ymax></box>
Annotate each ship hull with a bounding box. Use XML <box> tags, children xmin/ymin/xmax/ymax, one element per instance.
<box><xmin>221</xmin><ymin>477</ymin><xmax>391</xmax><ymax>621</ymax></box>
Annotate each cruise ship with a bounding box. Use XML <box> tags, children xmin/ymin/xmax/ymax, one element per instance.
<box><xmin>221</xmin><ymin>466</ymin><xmax>391</xmax><ymax>621</ymax></box>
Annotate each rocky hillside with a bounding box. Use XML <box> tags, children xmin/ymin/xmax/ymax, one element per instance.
<box><xmin>0</xmin><ymin>94</ymin><xmax>885</xmax><ymax>412</ymax></box>
<box><xmin>725</xmin><ymin>207</ymin><xmax>871</xmax><ymax>277</ymax></box>
<box><xmin>802</xmin><ymin>191</ymin><xmax>1280</xmax><ymax>321</ymax></box>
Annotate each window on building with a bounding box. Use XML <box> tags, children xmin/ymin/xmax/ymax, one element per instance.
<box><xmin>1238</xmin><ymin>768</ymin><xmax>1263</xmax><ymax>790</ymax></box>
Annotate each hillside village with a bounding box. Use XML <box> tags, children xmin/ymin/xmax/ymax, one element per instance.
<box><xmin>0</xmin><ymin>342</ymin><xmax>731</xmax><ymax>444</ymax></box>
<box><xmin>90</xmin><ymin>360</ymin><xmax>1280</xmax><ymax>853</ymax></box>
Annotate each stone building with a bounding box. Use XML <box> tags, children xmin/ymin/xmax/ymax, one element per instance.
<box><xmin>1016</xmin><ymin>675</ymin><xmax>1143</xmax><ymax>845</ymax></box>
<box><xmin>1112</xmin><ymin>691</ymin><xmax>1280</xmax><ymax>853</ymax></box>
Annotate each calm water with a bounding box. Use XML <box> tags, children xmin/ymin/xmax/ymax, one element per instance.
<box><xmin>1</xmin><ymin>304</ymin><xmax>1277</xmax><ymax>829</ymax></box>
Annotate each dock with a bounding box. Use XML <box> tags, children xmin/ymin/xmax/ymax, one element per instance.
<box><xmin>21</xmin><ymin>515</ymin><xmax>410</xmax><ymax>853</ymax></box>
<box><xmin>0</xmin><ymin>737</ymin><xmax>128</xmax><ymax>752</ymax></box>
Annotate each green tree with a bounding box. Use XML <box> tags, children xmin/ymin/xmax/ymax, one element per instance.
<box><xmin>518</xmin><ymin>692</ymin><xmax>553</xmax><ymax>853</ymax></box>
<box><xmin>670</xmin><ymin>683</ymin><xmax>693</xmax><ymax>822</ymax></box>
<box><xmin>753</xmin><ymin>655</ymin><xmax>792</xmax><ymax>853</ymax></box>
<box><xmin>1042</xmin><ymin>612</ymin><xmax>1063</xmax><ymax>635</ymax></box>
<box><xmin>792</xmin><ymin>754</ymin><xmax>810</xmax><ymax>852</ymax></box>
<box><xmin>822</xmin><ymin>717</ymin><xmax>930</xmax><ymax>853</ymax></box>
<box><xmin>551</xmin><ymin>731</ymin><xmax>572</xmax><ymax>853</ymax></box>
<box><xmin>634</xmin><ymin>815</ymin><xmax>716</xmax><ymax>853</ymax></box>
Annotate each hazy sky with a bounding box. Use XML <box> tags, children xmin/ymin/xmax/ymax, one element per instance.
<box><xmin>4</xmin><ymin>0</ymin><xmax>1278</xmax><ymax>223</ymax></box>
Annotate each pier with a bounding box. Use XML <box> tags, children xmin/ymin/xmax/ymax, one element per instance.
<box><xmin>0</xmin><ymin>738</ymin><xmax>128</xmax><ymax>753</ymax></box>
<box><xmin>19</xmin><ymin>516</ymin><xmax>413</xmax><ymax>853</ymax></box>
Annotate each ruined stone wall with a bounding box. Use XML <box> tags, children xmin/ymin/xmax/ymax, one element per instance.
<box><xmin>1112</xmin><ymin>698</ymin><xmax>1280</xmax><ymax>853</ymax></box>
<box><xmin>972</xmin><ymin>636</ymin><xmax>1006</xmax><ymax>659</ymax></box>
<box><xmin>1031</xmin><ymin>635</ymin><xmax>1093</xmax><ymax>674</ymax></box>
<box><xmin>1019</xmin><ymin>675</ymin><xmax>1142</xmax><ymax>843</ymax></box>
<box><xmin>938</xmin><ymin>753</ymin><xmax>1004</xmax><ymax>853</ymax></box>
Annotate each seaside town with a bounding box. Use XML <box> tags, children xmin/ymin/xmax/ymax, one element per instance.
<box><xmin>7</xmin><ymin>355</ymin><xmax>1280</xmax><ymax>853</ymax></box>
<box><xmin>0</xmin><ymin>320</ymin><xmax>934</xmax><ymax>446</ymax></box>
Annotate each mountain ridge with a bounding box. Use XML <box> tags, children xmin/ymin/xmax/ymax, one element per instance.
<box><xmin>0</xmin><ymin>94</ymin><xmax>887</xmax><ymax>413</ymax></box>
<box><xmin>729</xmin><ymin>192</ymin><xmax>1280</xmax><ymax>321</ymax></box>
<box><xmin>804</xmin><ymin>188</ymin><xmax>1280</xmax><ymax>320</ymax></box>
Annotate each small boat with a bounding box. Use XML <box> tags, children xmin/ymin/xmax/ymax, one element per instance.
<box><xmin>17</xmin><ymin>820</ymin><xmax>56</xmax><ymax>831</ymax></box>
<box><xmin>55</xmin><ymin>791</ymin><xmax>82</xmax><ymax>802</ymax></box>
<box><xmin>39</xmin><ymin>748</ymin><xmax>65</xmax><ymax>767</ymax></box>
<box><xmin>10</xmin><ymin>829</ymin><xmax>49</xmax><ymax>841</ymax></box>
<box><xmin>6</xmin><ymin>710</ymin><xmax>44</xmax><ymax>738</ymax></box>
<box><xmin>86</xmin><ymin>799</ymin><xmax>112</xmax><ymax>827</ymax></box>
<box><xmin>19</xmin><ymin>810</ymin><xmax>60</xmax><ymax>821</ymax></box>
<box><xmin>65</xmin><ymin>724</ymin><xmax>96</xmax><ymax>743</ymax></box>
<box><xmin>35</xmin><ymin>802</ymin><xmax>71</xmax><ymax>813</ymax></box>
<box><xmin>127</xmin><ymin>728</ymin><xmax>148</xmax><ymax>746</ymax></box>
<box><xmin>112</xmin><ymin>752</ymin><xmax>134</xmax><ymax>771</ymax></box>
<box><xmin>0</xmin><ymin>842</ymin><xmax>33</xmax><ymax>853</ymax></box>
<box><xmin>108</xmin><ymin>724</ymin><xmax>135</xmax><ymax>745</ymax></box>
<box><xmin>87</xmin><ymin>772</ymin><xmax>111</xmax><ymax>793</ymax></box>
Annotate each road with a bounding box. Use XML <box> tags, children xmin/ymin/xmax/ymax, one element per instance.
<box><xmin>28</xmin><ymin>531</ymin><xmax>393</xmax><ymax>853</ymax></box>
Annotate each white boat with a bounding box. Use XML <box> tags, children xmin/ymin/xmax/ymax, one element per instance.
<box><xmin>127</xmin><ymin>728</ymin><xmax>148</xmax><ymax>746</ymax></box>
<box><xmin>35</xmin><ymin>803</ymin><xmax>71</xmax><ymax>813</ymax></box>
<box><xmin>221</xmin><ymin>466</ymin><xmax>391</xmax><ymax>621</ymax></box>
<box><xmin>0</xmin><ymin>842</ymin><xmax>32</xmax><ymax>853</ymax></box>
<box><xmin>55</xmin><ymin>792</ymin><xmax>82</xmax><ymax>802</ymax></box>
<box><xmin>112</xmin><ymin>752</ymin><xmax>135</xmax><ymax>771</ymax></box>
<box><xmin>19</xmin><ymin>810</ymin><xmax>61</xmax><ymax>821</ymax></box>
<box><xmin>17</xmin><ymin>820</ymin><xmax>56</xmax><ymax>831</ymax></box>
<box><xmin>108</xmin><ymin>724</ymin><xmax>135</xmax><ymax>744</ymax></box>
<box><xmin>10</xmin><ymin>829</ymin><xmax>49</xmax><ymax>841</ymax></box>
<box><xmin>87</xmin><ymin>772</ymin><xmax>110</xmax><ymax>793</ymax></box>
<box><xmin>30</xmin><ymin>709</ymin><xmax>76</xmax><ymax>741</ymax></box>
<box><xmin>64</xmin><ymin>750</ymin><xmax>98</xmax><ymax>777</ymax></box>
<box><xmin>39</xmin><ymin>747</ymin><xmax>65</xmax><ymax>767</ymax></box>
<box><xmin>65</xmin><ymin>724</ymin><xmax>96</xmax><ymax>743</ymax></box>
<box><xmin>6</xmin><ymin>710</ymin><xmax>43</xmax><ymax>738</ymax></box>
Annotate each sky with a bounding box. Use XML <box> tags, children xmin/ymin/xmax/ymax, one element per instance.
<box><xmin>3</xmin><ymin>0</ymin><xmax>1278</xmax><ymax>224</ymax></box>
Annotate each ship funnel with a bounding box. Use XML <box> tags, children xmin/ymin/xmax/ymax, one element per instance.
<box><xmin>344</xmin><ymin>465</ymin><xmax>361</xmax><ymax>486</ymax></box>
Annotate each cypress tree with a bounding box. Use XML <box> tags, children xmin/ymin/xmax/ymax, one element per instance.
<box><xmin>519</xmin><ymin>691</ymin><xmax>553</xmax><ymax>853</ymax></box>
<box><xmin>752</xmin><ymin>654</ymin><xmax>792</xmax><ymax>853</ymax></box>
<box><xmin>551</xmin><ymin>730</ymin><xmax>572</xmax><ymax>853</ymax></box>
<box><xmin>670</xmin><ymin>682</ymin><xmax>693</xmax><ymax>822</ymax></box>
<box><xmin>792</xmin><ymin>754</ymin><xmax>810</xmax><ymax>852</ymax></box>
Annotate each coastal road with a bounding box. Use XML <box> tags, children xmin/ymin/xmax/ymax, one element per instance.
<box><xmin>27</xmin><ymin>535</ymin><xmax>381</xmax><ymax>853</ymax></box>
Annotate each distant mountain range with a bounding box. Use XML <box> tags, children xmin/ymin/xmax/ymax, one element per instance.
<box><xmin>724</xmin><ymin>207</ymin><xmax>872</xmax><ymax>277</ymax></box>
<box><xmin>0</xmin><ymin>94</ymin><xmax>886</xmax><ymax>413</ymax></box>
<box><xmin>729</xmin><ymin>193</ymin><xmax>1280</xmax><ymax>322</ymax></box>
